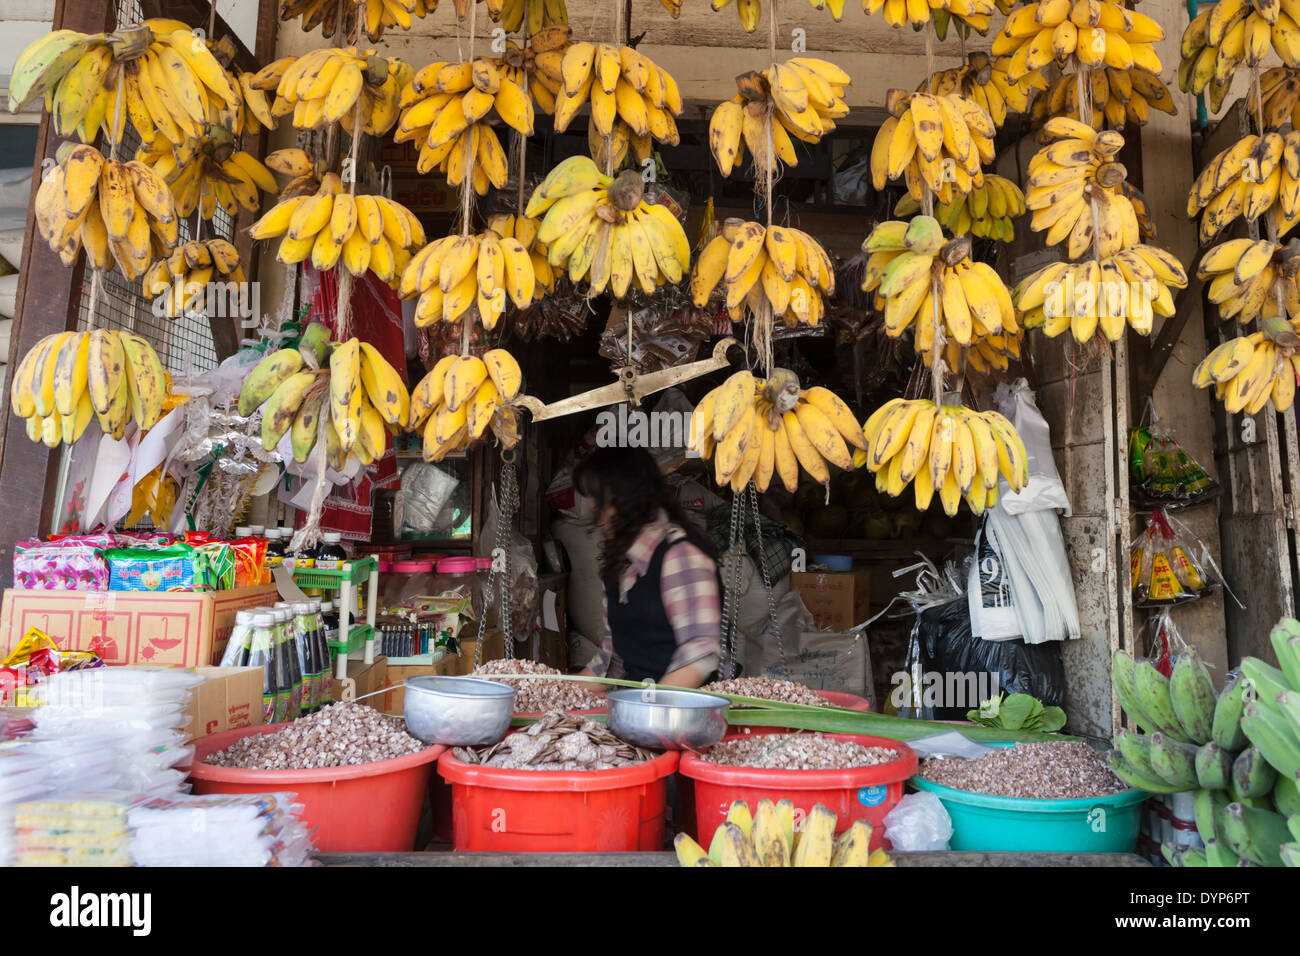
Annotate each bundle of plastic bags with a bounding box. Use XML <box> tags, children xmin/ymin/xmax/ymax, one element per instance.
<box><xmin>128</xmin><ymin>793</ymin><xmax>313</xmax><ymax>867</ymax></box>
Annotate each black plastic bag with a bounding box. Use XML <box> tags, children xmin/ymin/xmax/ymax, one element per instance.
<box><xmin>915</xmin><ymin>598</ymin><xmax>1066</xmax><ymax>720</ymax></box>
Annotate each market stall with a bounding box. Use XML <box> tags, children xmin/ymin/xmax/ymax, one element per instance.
<box><xmin>0</xmin><ymin>0</ymin><xmax>1297</xmax><ymax>873</ymax></box>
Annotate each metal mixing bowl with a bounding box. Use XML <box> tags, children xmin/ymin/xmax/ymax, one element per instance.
<box><xmin>606</xmin><ymin>688</ymin><xmax>729</xmax><ymax>751</ymax></box>
<box><xmin>403</xmin><ymin>676</ymin><xmax>516</xmax><ymax>746</ymax></box>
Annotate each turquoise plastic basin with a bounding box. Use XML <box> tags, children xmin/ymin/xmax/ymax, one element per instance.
<box><xmin>909</xmin><ymin>744</ymin><xmax>1147</xmax><ymax>853</ymax></box>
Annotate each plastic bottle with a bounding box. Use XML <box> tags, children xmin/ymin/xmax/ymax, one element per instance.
<box><xmin>249</xmin><ymin>524</ymin><xmax>265</xmax><ymax>538</ymax></box>
<box><xmin>316</xmin><ymin>600</ymin><xmax>335</xmax><ymax>706</ymax></box>
<box><xmin>281</xmin><ymin>607</ymin><xmax>304</xmax><ymax>720</ymax></box>
<box><xmin>220</xmin><ymin>610</ymin><xmax>256</xmax><ymax>667</ymax></box>
<box><xmin>315</xmin><ymin>532</ymin><xmax>347</xmax><ymax>570</ymax></box>
<box><xmin>234</xmin><ymin>526</ymin><xmax>251</xmax><ymax>540</ymax></box>
<box><xmin>246</xmin><ymin>612</ymin><xmax>277</xmax><ymax>725</ymax></box>
<box><xmin>293</xmin><ymin>601</ymin><xmax>319</xmax><ymax>713</ymax></box>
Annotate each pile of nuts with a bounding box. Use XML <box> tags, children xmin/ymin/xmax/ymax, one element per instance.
<box><xmin>701</xmin><ymin>733</ymin><xmax>899</xmax><ymax>770</ymax></box>
<box><xmin>472</xmin><ymin>659</ymin><xmax>604</xmax><ymax>714</ymax></box>
<box><xmin>918</xmin><ymin>742</ymin><xmax>1126</xmax><ymax>800</ymax></box>
<box><xmin>453</xmin><ymin>711</ymin><xmax>655</xmax><ymax>771</ymax></box>
<box><xmin>700</xmin><ymin>677</ymin><xmax>829</xmax><ymax>707</ymax></box>
<box><xmin>205</xmin><ymin>704</ymin><xmax>429</xmax><ymax>770</ymax></box>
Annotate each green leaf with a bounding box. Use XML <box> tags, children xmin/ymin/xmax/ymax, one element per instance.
<box><xmin>998</xmin><ymin>694</ymin><xmax>1036</xmax><ymax>731</ymax></box>
<box><xmin>1040</xmin><ymin>706</ymin><xmax>1068</xmax><ymax>733</ymax></box>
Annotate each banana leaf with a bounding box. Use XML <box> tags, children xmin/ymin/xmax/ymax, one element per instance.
<box><xmin>481</xmin><ymin>674</ymin><xmax>1074</xmax><ymax>743</ymax></box>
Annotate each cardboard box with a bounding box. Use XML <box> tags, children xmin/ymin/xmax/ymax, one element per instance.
<box><xmin>183</xmin><ymin>666</ymin><xmax>264</xmax><ymax>738</ymax></box>
<box><xmin>791</xmin><ymin>571</ymin><xmax>871</xmax><ymax>632</ymax></box>
<box><xmin>0</xmin><ymin>586</ymin><xmax>279</xmax><ymax>667</ymax></box>
<box><xmin>330</xmin><ymin>656</ymin><xmax>388</xmax><ymax>708</ymax></box>
<box><xmin>456</xmin><ymin>628</ymin><xmax>504</xmax><ymax>674</ymax></box>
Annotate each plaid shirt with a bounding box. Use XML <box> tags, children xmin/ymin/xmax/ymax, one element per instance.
<box><xmin>587</xmin><ymin>512</ymin><xmax>721</xmax><ymax>682</ymax></box>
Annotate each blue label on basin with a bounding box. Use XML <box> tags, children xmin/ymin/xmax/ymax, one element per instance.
<box><xmin>858</xmin><ymin>785</ymin><xmax>887</xmax><ymax>807</ymax></box>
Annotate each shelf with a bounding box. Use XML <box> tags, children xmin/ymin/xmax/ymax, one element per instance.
<box><xmin>329</xmin><ymin>623</ymin><xmax>373</xmax><ymax>657</ymax></box>
<box><xmin>382</xmin><ymin>650</ymin><xmax>448</xmax><ymax>667</ymax></box>
<box><xmin>291</xmin><ymin>556</ymin><xmax>378</xmax><ymax>590</ymax></box>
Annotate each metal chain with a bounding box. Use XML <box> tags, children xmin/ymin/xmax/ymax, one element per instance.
<box><xmin>749</xmin><ymin>481</ymin><xmax>786</xmax><ymax>667</ymax></box>
<box><xmin>717</xmin><ymin>490</ymin><xmax>744</xmax><ymax>680</ymax></box>
<box><xmin>473</xmin><ymin>451</ymin><xmax>519</xmax><ymax>669</ymax></box>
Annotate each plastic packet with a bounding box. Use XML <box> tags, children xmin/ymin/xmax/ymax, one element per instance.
<box><xmin>882</xmin><ymin>792</ymin><xmax>953</xmax><ymax>851</ymax></box>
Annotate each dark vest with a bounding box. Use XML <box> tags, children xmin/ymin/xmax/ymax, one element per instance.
<box><xmin>606</xmin><ymin>527</ymin><xmax>721</xmax><ymax>683</ymax></box>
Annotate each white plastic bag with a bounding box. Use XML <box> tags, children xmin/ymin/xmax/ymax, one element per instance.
<box><xmin>993</xmin><ymin>379</ymin><xmax>1070</xmax><ymax>515</ymax></box>
<box><xmin>882</xmin><ymin>792</ymin><xmax>953</xmax><ymax>852</ymax></box>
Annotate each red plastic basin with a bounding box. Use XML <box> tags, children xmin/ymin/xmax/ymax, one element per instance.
<box><xmin>186</xmin><ymin>724</ymin><xmax>444</xmax><ymax>853</ymax></box>
<box><xmin>818</xmin><ymin>691</ymin><xmax>873</xmax><ymax>711</ymax></box>
<box><xmin>437</xmin><ymin>747</ymin><xmax>680</xmax><ymax>852</ymax></box>
<box><xmin>678</xmin><ymin>732</ymin><xmax>917</xmax><ymax>851</ymax></box>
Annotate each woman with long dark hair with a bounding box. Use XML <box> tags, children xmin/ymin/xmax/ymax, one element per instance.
<box><xmin>573</xmin><ymin>446</ymin><xmax>722</xmax><ymax>688</ymax></box>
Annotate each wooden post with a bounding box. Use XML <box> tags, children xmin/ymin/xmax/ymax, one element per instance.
<box><xmin>0</xmin><ymin>0</ymin><xmax>117</xmax><ymax>587</ymax></box>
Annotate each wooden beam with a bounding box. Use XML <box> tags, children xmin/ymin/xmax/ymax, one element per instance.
<box><xmin>0</xmin><ymin>0</ymin><xmax>117</xmax><ymax>587</ymax></box>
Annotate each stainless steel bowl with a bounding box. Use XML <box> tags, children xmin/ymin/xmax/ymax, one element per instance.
<box><xmin>605</xmin><ymin>688</ymin><xmax>729</xmax><ymax>751</ymax></box>
<box><xmin>403</xmin><ymin>676</ymin><xmax>516</xmax><ymax>746</ymax></box>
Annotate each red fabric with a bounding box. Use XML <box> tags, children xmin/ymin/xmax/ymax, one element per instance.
<box><xmin>301</xmin><ymin>266</ymin><xmax>406</xmax><ymax>542</ymax></box>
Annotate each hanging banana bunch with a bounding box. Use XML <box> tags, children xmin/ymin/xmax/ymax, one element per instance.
<box><xmin>523</xmin><ymin>155</ymin><xmax>691</xmax><ymax>298</ymax></box>
<box><xmin>552</xmin><ymin>43</ymin><xmax>683</xmax><ymax>165</ymax></box>
<box><xmin>34</xmin><ymin>144</ymin><xmax>178</xmax><ymax>279</ymax></box>
<box><xmin>249</xmin><ymin>172</ymin><xmax>426</xmax><ymax>283</ymax></box>
<box><xmin>490</xmin><ymin>27</ymin><xmax>572</xmax><ymax>115</ymax></box>
<box><xmin>238</xmin><ymin>328</ymin><xmax>410</xmax><ymax>469</ymax></box>
<box><xmin>409</xmin><ymin>350</ymin><xmax>524</xmax><ymax>461</ymax></box>
<box><xmin>688</xmin><ymin>369</ymin><xmax>867</xmax><ymax>494</ymax></box>
<box><xmin>1014</xmin><ymin>244</ymin><xmax>1185</xmax><ymax>342</ymax></box>
<box><xmin>395</xmin><ymin>58</ymin><xmax>534</xmax><ymax>191</ymax></box>
<box><xmin>993</xmin><ymin>0</ymin><xmax>1165</xmax><ymax>97</ymax></box>
<box><xmin>1180</xmin><ymin>0</ymin><xmax>1300</xmax><ymax>112</ymax></box>
<box><xmin>1194</xmin><ymin>315</ymin><xmax>1300</xmax><ymax>415</ymax></box>
<box><xmin>1251</xmin><ymin>67</ymin><xmax>1300</xmax><ymax>130</ymax></box>
<box><xmin>1031</xmin><ymin>66</ymin><xmax>1176</xmax><ymax>130</ymax></box>
<box><xmin>1196</xmin><ymin>238</ymin><xmax>1300</xmax><ymax>326</ymax></box>
<box><xmin>278</xmin><ymin>0</ymin><xmax>435</xmax><ymax>43</ymax></box>
<box><xmin>870</xmin><ymin>89</ymin><xmax>997</xmax><ymax>203</ymax></box>
<box><xmin>486</xmin><ymin>213</ymin><xmax>555</xmax><ymax>300</ymax></box>
<box><xmin>256</xmin><ymin>47</ymin><xmax>409</xmax><ymax>134</ymax></box>
<box><xmin>1187</xmin><ymin>131</ymin><xmax>1300</xmax><ymax>246</ymax></box>
<box><xmin>924</xmin><ymin>52</ymin><xmax>1038</xmax><ymax>128</ymax></box>
<box><xmin>709</xmin><ymin>59</ymin><xmax>851</xmax><ymax>178</ymax></box>
<box><xmin>895</xmin><ymin>175</ymin><xmax>1027</xmax><ymax>242</ymax></box>
<box><xmin>861</xmin><ymin>217</ymin><xmax>1018</xmax><ymax>355</ymax></box>
<box><xmin>143</xmin><ymin>239</ymin><xmax>246</xmax><ymax>319</ymax></box>
<box><xmin>863</xmin><ymin>0</ymin><xmax>997</xmax><ymax>31</ymax></box>
<box><xmin>136</xmin><ymin>127</ymin><xmax>278</xmax><ymax>221</ymax></box>
<box><xmin>7</xmin><ymin>19</ymin><xmax>240</xmax><ymax>147</ymax></box>
<box><xmin>10</xmin><ymin>329</ymin><xmax>170</xmax><ymax>445</ymax></box>
<box><xmin>859</xmin><ymin>398</ymin><xmax>1029</xmax><ymax>516</ymax></box>
<box><xmin>691</xmin><ymin>219</ymin><xmax>834</xmax><ymax>326</ymax></box>
<box><xmin>399</xmin><ymin>230</ymin><xmax>537</xmax><ymax>330</ymax></box>
<box><xmin>490</xmin><ymin>0</ymin><xmax>569</xmax><ymax>34</ymax></box>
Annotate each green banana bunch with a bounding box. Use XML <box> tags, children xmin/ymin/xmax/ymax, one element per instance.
<box><xmin>1112</xmin><ymin>623</ymin><xmax>1300</xmax><ymax>867</ymax></box>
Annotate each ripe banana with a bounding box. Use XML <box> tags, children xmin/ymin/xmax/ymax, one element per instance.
<box><xmin>34</xmin><ymin>150</ymin><xmax>178</xmax><ymax>280</ymax></box>
<box><xmin>10</xmin><ymin>329</ymin><xmax>170</xmax><ymax>444</ymax></box>
<box><xmin>142</xmin><ymin>239</ymin><xmax>246</xmax><ymax>318</ymax></box>
<box><xmin>862</xmin><ymin>398</ymin><xmax>1028</xmax><ymax>516</ymax></box>
<box><xmin>273</xmin><ymin>47</ymin><xmax>410</xmax><ymax>134</ymax></box>
<box><xmin>525</xmin><ymin>156</ymin><xmax>689</xmax><ymax>298</ymax></box>
<box><xmin>710</xmin><ymin>59</ymin><xmax>850</xmax><ymax>178</ymax></box>
<box><xmin>993</xmin><ymin>0</ymin><xmax>1166</xmax><ymax>86</ymax></box>
<box><xmin>862</xmin><ymin>216</ymin><xmax>1018</xmax><ymax>354</ymax></box>
<box><xmin>863</xmin><ymin>0</ymin><xmax>996</xmax><ymax>31</ymax></box>
<box><xmin>871</xmin><ymin>90</ymin><xmax>996</xmax><ymax>203</ymax></box>
<box><xmin>250</xmin><ymin>173</ymin><xmax>423</xmax><ymax>284</ymax></box>
<box><xmin>399</xmin><ymin>228</ymin><xmax>536</xmax><ymax>329</ymax></box>
<box><xmin>678</xmin><ymin>799</ymin><xmax>889</xmax><ymax>867</ymax></box>
<box><xmin>279</xmin><ymin>0</ymin><xmax>434</xmax><ymax>42</ymax></box>
<box><xmin>409</xmin><ymin>349</ymin><xmax>524</xmax><ymax>459</ymax></box>
<box><xmin>692</xmin><ymin>218</ymin><xmax>833</xmax><ymax>325</ymax></box>
<box><xmin>1032</xmin><ymin>66</ymin><xmax>1177</xmax><ymax>131</ymax></box>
